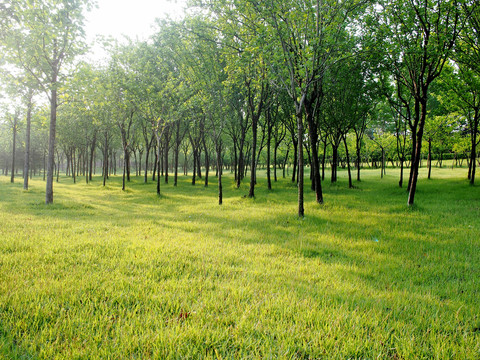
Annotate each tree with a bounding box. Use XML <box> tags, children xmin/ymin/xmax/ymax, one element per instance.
<box><xmin>5</xmin><ymin>0</ymin><xmax>94</xmax><ymax>203</ymax></box>
<box><xmin>372</xmin><ymin>0</ymin><xmax>472</xmax><ymax>205</ymax></box>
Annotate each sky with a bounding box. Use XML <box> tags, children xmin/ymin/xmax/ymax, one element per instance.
<box><xmin>84</xmin><ymin>0</ymin><xmax>187</xmax><ymax>59</ymax></box>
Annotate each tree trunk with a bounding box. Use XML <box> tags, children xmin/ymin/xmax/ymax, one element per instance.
<box><xmin>23</xmin><ymin>94</ymin><xmax>33</xmax><ymax>190</ymax></box>
<box><xmin>217</xmin><ymin>142</ymin><xmax>223</xmax><ymax>205</ymax></box>
<box><xmin>297</xmin><ymin>111</ymin><xmax>304</xmax><ymax>217</ymax></box>
<box><xmin>343</xmin><ymin>135</ymin><xmax>353</xmax><ymax>189</ymax></box>
<box><xmin>331</xmin><ymin>143</ymin><xmax>338</xmax><ymax>183</ymax></box>
<box><xmin>399</xmin><ymin>159</ymin><xmax>404</xmax><ymax>188</ymax></box>
<box><xmin>89</xmin><ymin>132</ymin><xmax>96</xmax><ymax>181</ymax></box>
<box><xmin>122</xmin><ymin>148</ymin><xmax>127</xmax><ymax>191</ymax></box>
<box><xmin>248</xmin><ymin>115</ymin><xmax>258</xmax><ymax>198</ymax></box>
<box><xmin>203</xmin><ymin>138</ymin><xmax>209</xmax><ymax>187</ymax></box>
<box><xmin>192</xmin><ymin>149</ymin><xmax>197</xmax><ymax>185</ymax></box>
<box><xmin>267</xmin><ymin>112</ymin><xmax>272</xmax><ymax>190</ymax></box>
<box><xmin>306</xmin><ymin>118</ymin><xmax>323</xmax><ymax>203</ymax></box>
<box><xmin>10</xmin><ymin>113</ymin><xmax>17</xmax><ymax>183</ymax></box>
<box><xmin>156</xmin><ymin>138</ymin><xmax>161</xmax><ymax>195</ymax></box>
<box><xmin>470</xmin><ymin>125</ymin><xmax>477</xmax><ymax>185</ymax></box>
<box><xmin>427</xmin><ymin>139</ymin><xmax>432</xmax><ymax>180</ymax></box>
<box><xmin>291</xmin><ymin>141</ymin><xmax>297</xmax><ymax>183</ymax></box>
<box><xmin>45</xmin><ymin>71</ymin><xmax>58</xmax><ymax>204</ymax></box>
<box><xmin>408</xmin><ymin>99</ymin><xmax>426</xmax><ymax>206</ymax></box>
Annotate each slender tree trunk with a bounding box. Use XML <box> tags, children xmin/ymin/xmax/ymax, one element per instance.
<box><xmin>282</xmin><ymin>148</ymin><xmax>289</xmax><ymax>179</ymax></box>
<box><xmin>174</xmin><ymin>142</ymin><xmax>180</xmax><ymax>187</ymax></box>
<box><xmin>10</xmin><ymin>114</ymin><xmax>17</xmax><ymax>183</ymax></box>
<box><xmin>152</xmin><ymin>147</ymin><xmax>157</xmax><ymax>181</ymax></box>
<box><xmin>344</xmin><ymin>135</ymin><xmax>353</xmax><ymax>189</ymax></box>
<box><xmin>356</xmin><ymin>137</ymin><xmax>362</xmax><ymax>182</ymax></box>
<box><xmin>157</xmin><ymin>138</ymin><xmax>161</xmax><ymax>195</ymax></box>
<box><xmin>266</xmin><ymin>111</ymin><xmax>272</xmax><ymax>190</ymax></box>
<box><xmin>197</xmin><ymin>150</ymin><xmax>202</xmax><ymax>179</ymax></box>
<box><xmin>322</xmin><ymin>141</ymin><xmax>327</xmax><ymax>181</ymax></box>
<box><xmin>144</xmin><ymin>148</ymin><xmax>150</xmax><ymax>184</ymax></box>
<box><xmin>122</xmin><ymin>148</ymin><xmax>127</xmax><ymax>191</ymax></box>
<box><xmin>203</xmin><ymin>140</ymin><xmax>209</xmax><ymax>187</ymax></box>
<box><xmin>408</xmin><ymin>99</ymin><xmax>426</xmax><ymax>206</ymax></box>
<box><xmin>274</xmin><ymin>143</ymin><xmax>279</xmax><ymax>182</ymax></box>
<box><xmin>192</xmin><ymin>149</ymin><xmax>197</xmax><ymax>185</ymax></box>
<box><xmin>306</xmin><ymin>120</ymin><xmax>322</xmax><ymax>203</ymax></box>
<box><xmin>331</xmin><ymin>144</ymin><xmax>338</xmax><ymax>183</ymax></box>
<box><xmin>72</xmin><ymin>149</ymin><xmax>76</xmax><ymax>184</ymax></box>
<box><xmin>89</xmin><ymin>132</ymin><xmax>96</xmax><ymax>181</ymax></box>
<box><xmin>24</xmin><ymin>95</ymin><xmax>33</xmax><ymax>190</ymax></box>
<box><xmin>470</xmin><ymin>127</ymin><xmax>477</xmax><ymax>185</ymax></box>
<box><xmin>249</xmin><ymin>116</ymin><xmax>258</xmax><ymax>198</ymax></box>
<box><xmin>297</xmin><ymin>111</ymin><xmax>304</xmax><ymax>217</ymax></box>
<box><xmin>164</xmin><ymin>139</ymin><xmax>169</xmax><ymax>184</ymax></box>
<box><xmin>291</xmin><ymin>141</ymin><xmax>297</xmax><ymax>183</ymax></box>
<box><xmin>45</xmin><ymin>71</ymin><xmax>58</xmax><ymax>204</ymax></box>
<box><xmin>399</xmin><ymin>159</ymin><xmax>404</xmax><ymax>188</ymax></box>
<box><xmin>217</xmin><ymin>142</ymin><xmax>223</xmax><ymax>205</ymax></box>
<box><xmin>103</xmin><ymin>135</ymin><xmax>108</xmax><ymax>187</ymax></box>
<box><xmin>427</xmin><ymin>139</ymin><xmax>432</xmax><ymax>180</ymax></box>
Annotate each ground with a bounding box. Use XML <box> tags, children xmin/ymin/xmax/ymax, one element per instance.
<box><xmin>0</xmin><ymin>166</ymin><xmax>479</xmax><ymax>359</ymax></box>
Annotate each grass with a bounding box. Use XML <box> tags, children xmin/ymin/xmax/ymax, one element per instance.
<box><xmin>0</xmin><ymin>166</ymin><xmax>479</xmax><ymax>359</ymax></box>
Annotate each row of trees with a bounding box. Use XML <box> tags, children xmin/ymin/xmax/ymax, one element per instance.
<box><xmin>1</xmin><ymin>0</ymin><xmax>479</xmax><ymax>216</ymax></box>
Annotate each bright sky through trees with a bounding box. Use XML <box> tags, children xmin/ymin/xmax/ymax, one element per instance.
<box><xmin>85</xmin><ymin>0</ymin><xmax>186</xmax><ymax>58</ymax></box>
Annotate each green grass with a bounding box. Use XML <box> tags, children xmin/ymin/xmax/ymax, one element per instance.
<box><xmin>0</xmin><ymin>167</ymin><xmax>479</xmax><ymax>359</ymax></box>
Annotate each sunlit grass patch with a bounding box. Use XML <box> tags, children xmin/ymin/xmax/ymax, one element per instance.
<box><xmin>0</xmin><ymin>167</ymin><xmax>479</xmax><ymax>359</ymax></box>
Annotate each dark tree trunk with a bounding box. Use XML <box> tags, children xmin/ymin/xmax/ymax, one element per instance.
<box><xmin>306</xmin><ymin>121</ymin><xmax>322</xmax><ymax>203</ymax></box>
<box><xmin>24</xmin><ymin>94</ymin><xmax>33</xmax><ymax>190</ymax></box>
<box><xmin>103</xmin><ymin>134</ymin><xmax>108</xmax><ymax>187</ymax></box>
<box><xmin>192</xmin><ymin>149</ymin><xmax>197</xmax><ymax>186</ymax></box>
<box><xmin>282</xmin><ymin>148</ymin><xmax>289</xmax><ymax>179</ymax></box>
<box><xmin>156</xmin><ymin>138</ymin><xmax>161</xmax><ymax>195</ymax></box>
<box><xmin>297</xmin><ymin>111</ymin><xmax>304</xmax><ymax>217</ymax></box>
<box><xmin>152</xmin><ymin>147</ymin><xmax>157</xmax><ymax>181</ymax></box>
<box><xmin>322</xmin><ymin>140</ymin><xmax>327</xmax><ymax>181</ymax></box>
<box><xmin>10</xmin><ymin>113</ymin><xmax>17</xmax><ymax>183</ymax></box>
<box><xmin>266</xmin><ymin>110</ymin><xmax>272</xmax><ymax>190</ymax></box>
<box><xmin>470</xmin><ymin>127</ymin><xmax>477</xmax><ymax>185</ymax></box>
<box><xmin>343</xmin><ymin>135</ymin><xmax>353</xmax><ymax>188</ymax></box>
<box><xmin>89</xmin><ymin>132</ymin><xmax>96</xmax><ymax>181</ymax></box>
<box><xmin>45</xmin><ymin>71</ymin><xmax>58</xmax><ymax>204</ymax></box>
<box><xmin>126</xmin><ymin>150</ymin><xmax>131</xmax><ymax>182</ymax></box>
<box><xmin>248</xmin><ymin>114</ymin><xmax>257</xmax><ymax>198</ymax></box>
<box><xmin>399</xmin><ymin>159</ymin><xmax>404</xmax><ymax>188</ymax></box>
<box><xmin>427</xmin><ymin>139</ymin><xmax>432</xmax><ymax>180</ymax></box>
<box><xmin>408</xmin><ymin>98</ymin><xmax>427</xmax><ymax>206</ymax></box>
<box><xmin>291</xmin><ymin>141</ymin><xmax>297</xmax><ymax>183</ymax></box>
<box><xmin>164</xmin><ymin>128</ymin><xmax>170</xmax><ymax>184</ymax></box>
<box><xmin>356</xmin><ymin>138</ymin><xmax>362</xmax><ymax>182</ymax></box>
<box><xmin>331</xmin><ymin>143</ymin><xmax>338</xmax><ymax>183</ymax></box>
<box><xmin>197</xmin><ymin>150</ymin><xmax>202</xmax><ymax>179</ymax></box>
<box><xmin>217</xmin><ymin>142</ymin><xmax>223</xmax><ymax>205</ymax></box>
<box><xmin>72</xmin><ymin>148</ymin><xmax>76</xmax><ymax>184</ymax></box>
<box><xmin>203</xmin><ymin>137</ymin><xmax>209</xmax><ymax>187</ymax></box>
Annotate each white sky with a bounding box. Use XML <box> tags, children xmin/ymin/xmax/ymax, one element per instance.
<box><xmin>85</xmin><ymin>0</ymin><xmax>187</xmax><ymax>60</ymax></box>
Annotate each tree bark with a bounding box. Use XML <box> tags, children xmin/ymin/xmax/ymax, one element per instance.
<box><xmin>10</xmin><ymin>113</ymin><xmax>17</xmax><ymax>184</ymax></box>
<box><xmin>23</xmin><ymin>94</ymin><xmax>33</xmax><ymax>190</ymax></box>
<box><xmin>343</xmin><ymin>135</ymin><xmax>353</xmax><ymax>189</ymax></box>
<box><xmin>45</xmin><ymin>70</ymin><xmax>58</xmax><ymax>204</ymax></box>
<box><xmin>408</xmin><ymin>98</ymin><xmax>427</xmax><ymax>206</ymax></box>
<box><xmin>297</xmin><ymin>111</ymin><xmax>304</xmax><ymax>217</ymax></box>
<box><xmin>248</xmin><ymin>113</ymin><xmax>257</xmax><ymax>198</ymax></box>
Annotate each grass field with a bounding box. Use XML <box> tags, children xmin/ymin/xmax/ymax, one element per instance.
<box><xmin>0</xmin><ymin>167</ymin><xmax>479</xmax><ymax>359</ymax></box>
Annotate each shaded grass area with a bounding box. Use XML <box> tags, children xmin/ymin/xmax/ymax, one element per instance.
<box><xmin>0</xmin><ymin>167</ymin><xmax>479</xmax><ymax>359</ymax></box>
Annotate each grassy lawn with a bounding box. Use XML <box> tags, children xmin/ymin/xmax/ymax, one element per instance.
<box><xmin>0</xmin><ymin>167</ymin><xmax>479</xmax><ymax>359</ymax></box>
